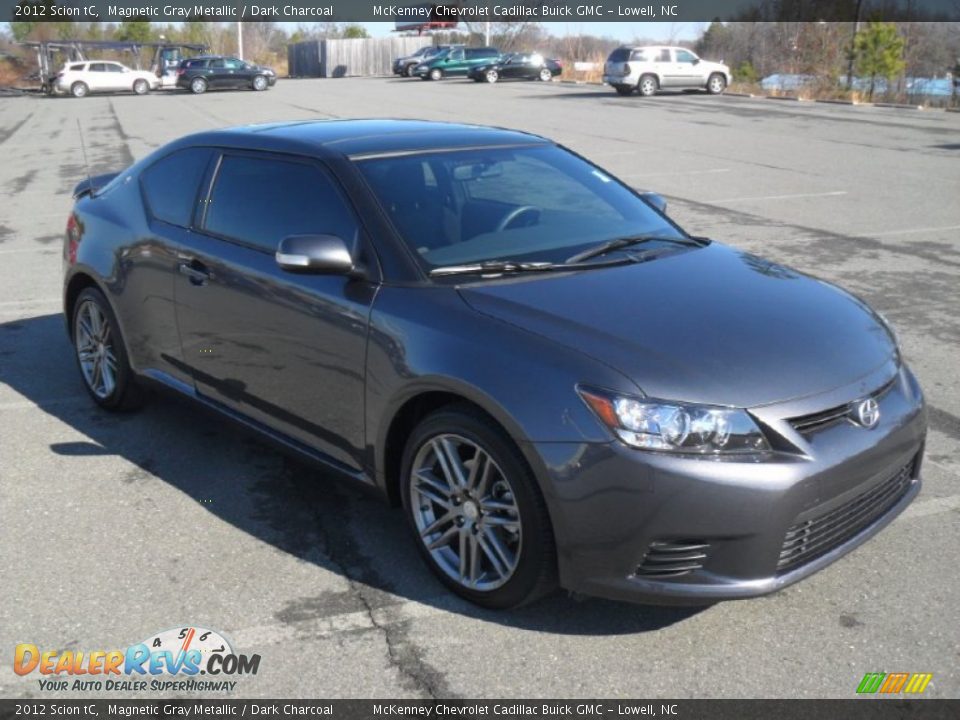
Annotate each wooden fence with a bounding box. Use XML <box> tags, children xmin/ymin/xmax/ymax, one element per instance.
<box><xmin>287</xmin><ymin>37</ymin><xmax>432</xmax><ymax>78</ymax></box>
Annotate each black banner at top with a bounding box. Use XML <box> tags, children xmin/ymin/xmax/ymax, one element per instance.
<box><xmin>4</xmin><ymin>0</ymin><xmax>960</xmax><ymax>23</ymax></box>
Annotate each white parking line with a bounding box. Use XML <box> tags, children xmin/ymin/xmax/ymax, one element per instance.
<box><xmin>709</xmin><ymin>191</ymin><xmax>848</xmax><ymax>203</ymax></box>
<box><xmin>0</xmin><ymin>396</ymin><xmax>87</xmax><ymax>411</ymax></box>
<box><xmin>0</xmin><ymin>297</ymin><xmax>61</xmax><ymax>306</ymax></box>
<box><xmin>0</xmin><ymin>247</ymin><xmax>58</xmax><ymax>256</ymax></box>
<box><xmin>858</xmin><ymin>224</ymin><xmax>960</xmax><ymax>237</ymax></box>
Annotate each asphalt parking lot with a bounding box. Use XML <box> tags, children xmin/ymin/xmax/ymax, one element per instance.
<box><xmin>1</xmin><ymin>77</ymin><xmax>959</xmax><ymax>699</ymax></box>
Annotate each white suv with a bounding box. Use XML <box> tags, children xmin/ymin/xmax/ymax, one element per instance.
<box><xmin>602</xmin><ymin>46</ymin><xmax>731</xmax><ymax>97</ymax></box>
<box><xmin>55</xmin><ymin>61</ymin><xmax>160</xmax><ymax>98</ymax></box>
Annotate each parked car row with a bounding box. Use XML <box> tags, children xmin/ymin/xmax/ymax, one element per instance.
<box><xmin>394</xmin><ymin>46</ymin><xmax>561</xmax><ymax>84</ymax></box>
<box><xmin>391</xmin><ymin>44</ymin><xmax>729</xmax><ymax>95</ymax></box>
<box><xmin>54</xmin><ymin>55</ymin><xmax>277</xmax><ymax>98</ymax></box>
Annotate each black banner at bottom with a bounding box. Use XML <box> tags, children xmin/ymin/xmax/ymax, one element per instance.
<box><xmin>0</xmin><ymin>700</ymin><xmax>957</xmax><ymax>720</ymax></box>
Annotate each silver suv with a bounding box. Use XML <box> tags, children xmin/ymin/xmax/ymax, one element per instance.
<box><xmin>603</xmin><ymin>46</ymin><xmax>731</xmax><ymax>97</ymax></box>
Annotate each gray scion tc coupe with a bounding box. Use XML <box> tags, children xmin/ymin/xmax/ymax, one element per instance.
<box><xmin>63</xmin><ymin>120</ymin><xmax>925</xmax><ymax>608</ymax></box>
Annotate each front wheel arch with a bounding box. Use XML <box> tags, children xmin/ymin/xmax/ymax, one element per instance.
<box><xmin>379</xmin><ymin>386</ymin><xmax>539</xmax><ymax>508</ymax></box>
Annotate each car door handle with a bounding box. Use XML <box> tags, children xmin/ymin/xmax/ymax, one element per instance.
<box><xmin>179</xmin><ymin>259</ymin><xmax>213</xmax><ymax>285</ymax></box>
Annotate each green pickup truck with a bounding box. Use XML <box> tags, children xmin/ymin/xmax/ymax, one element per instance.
<box><xmin>413</xmin><ymin>47</ymin><xmax>501</xmax><ymax>80</ymax></box>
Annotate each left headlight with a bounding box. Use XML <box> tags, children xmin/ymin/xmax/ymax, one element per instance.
<box><xmin>578</xmin><ymin>387</ymin><xmax>770</xmax><ymax>455</ymax></box>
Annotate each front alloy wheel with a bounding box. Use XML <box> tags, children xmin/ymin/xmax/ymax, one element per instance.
<box><xmin>401</xmin><ymin>408</ymin><xmax>557</xmax><ymax>608</ymax></box>
<box><xmin>409</xmin><ymin>435</ymin><xmax>521</xmax><ymax>590</ymax></box>
<box><xmin>252</xmin><ymin>75</ymin><xmax>268</xmax><ymax>91</ymax></box>
<box><xmin>485</xmin><ymin>69</ymin><xmax>499</xmax><ymax>84</ymax></box>
<box><xmin>539</xmin><ymin>68</ymin><xmax>552</xmax><ymax>82</ymax></box>
<box><xmin>707</xmin><ymin>73</ymin><xmax>727</xmax><ymax>95</ymax></box>
<box><xmin>428</xmin><ymin>68</ymin><xmax>443</xmax><ymax>81</ymax></box>
<box><xmin>190</xmin><ymin>77</ymin><xmax>207</xmax><ymax>94</ymax></box>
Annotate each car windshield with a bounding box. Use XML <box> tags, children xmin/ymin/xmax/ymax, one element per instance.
<box><xmin>356</xmin><ymin>144</ymin><xmax>687</xmax><ymax>271</ymax></box>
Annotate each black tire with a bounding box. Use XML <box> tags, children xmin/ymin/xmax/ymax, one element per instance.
<box><xmin>132</xmin><ymin>79</ymin><xmax>149</xmax><ymax>95</ymax></box>
<box><xmin>405</xmin><ymin>64</ymin><xmax>416</xmax><ymax>77</ymax></box>
<box><xmin>189</xmin><ymin>77</ymin><xmax>207</xmax><ymax>94</ymax></box>
<box><xmin>71</xmin><ymin>287</ymin><xmax>145</xmax><ymax>411</ymax></box>
<box><xmin>252</xmin><ymin>75</ymin><xmax>268</xmax><ymax>91</ymax></box>
<box><xmin>484</xmin><ymin>69</ymin><xmax>499</xmax><ymax>84</ymax></box>
<box><xmin>71</xmin><ymin>81</ymin><xmax>89</xmax><ymax>98</ymax></box>
<box><xmin>614</xmin><ymin>85</ymin><xmax>633</xmax><ymax>96</ymax></box>
<box><xmin>539</xmin><ymin>68</ymin><xmax>552</xmax><ymax>82</ymax></box>
<box><xmin>428</xmin><ymin>68</ymin><xmax>443</xmax><ymax>81</ymax></box>
<box><xmin>707</xmin><ymin>72</ymin><xmax>727</xmax><ymax>95</ymax></box>
<box><xmin>400</xmin><ymin>405</ymin><xmax>557</xmax><ymax>609</ymax></box>
<box><xmin>638</xmin><ymin>74</ymin><xmax>658</xmax><ymax>97</ymax></box>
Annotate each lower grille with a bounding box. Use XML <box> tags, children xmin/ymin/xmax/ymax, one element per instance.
<box><xmin>778</xmin><ymin>459</ymin><xmax>915</xmax><ymax>572</ymax></box>
<box><xmin>636</xmin><ymin>540</ymin><xmax>710</xmax><ymax>579</ymax></box>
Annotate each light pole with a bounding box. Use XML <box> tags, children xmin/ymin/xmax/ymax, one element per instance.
<box><xmin>237</xmin><ymin>21</ymin><xmax>244</xmax><ymax>60</ymax></box>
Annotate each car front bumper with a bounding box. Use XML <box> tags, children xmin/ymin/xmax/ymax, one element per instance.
<box><xmin>528</xmin><ymin>363</ymin><xmax>926</xmax><ymax>604</ymax></box>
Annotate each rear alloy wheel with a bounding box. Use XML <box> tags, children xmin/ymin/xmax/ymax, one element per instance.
<box><xmin>132</xmin><ymin>79</ymin><xmax>149</xmax><ymax>95</ymax></box>
<box><xmin>428</xmin><ymin>68</ymin><xmax>443</xmax><ymax>81</ymax></box>
<box><xmin>252</xmin><ymin>75</ymin><xmax>268</xmax><ymax>91</ymax></box>
<box><xmin>539</xmin><ymin>68</ymin><xmax>552</xmax><ymax>82</ymax></box>
<box><xmin>72</xmin><ymin>288</ymin><xmax>144</xmax><ymax>410</ymax></box>
<box><xmin>614</xmin><ymin>85</ymin><xmax>633</xmax><ymax>96</ymax></box>
<box><xmin>638</xmin><ymin>74</ymin><xmax>658</xmax><ymax>97</ymax></box>
<box><xmin>401</xmin><ymin>407</ymin><xmax>557</xmax><ymax>608</ymax></box>
<box><xmin>190</xmin><ymin>77</ymin><xmax>207</xmax><ymax>94</ymax></box>
<box><xmin>405</xmin><ymin>64</ymin><xmax>416</xmax><ymax>77</ymax></box>
<box><xmin>707</xmin><ymin>73</ymin><xmax>727</xmax><ymax>95</ymax></box>
<box><xmin>71</xmin><ymin>82</ymin><xmax>89</xmax><ymax>98</ymax></box>
<box><xmin>485</xmin><ymin>69</ymin><xmax>499</xmax><ymax>84</ymax></box>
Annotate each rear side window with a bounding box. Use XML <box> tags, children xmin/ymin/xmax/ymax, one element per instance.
<box><xmin>89</xmin><ymin>63</ymin><xmax>107</xmax><ymax>72</ymax></box>
<box><xmin>69</xmin><ymin>63</ymin><xmax>85</xmax><ymax>71</ymax></box>
<box><xmin>608</xmin><ymin>48</ymin><xmax>631</xmax><ymax>63</ymax></box>
<box><xmin>140</xmin><ymin>148</ymin><xmax>213</xmax><ymax>228</ymax></box>
<box><xmin>203</xmin><ymin>155</ymin><xmax>359</xmax><ymax>252</ymax></box>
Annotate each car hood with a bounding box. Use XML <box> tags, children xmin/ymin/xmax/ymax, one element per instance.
<box><xmin>458</xmin><ymin>242</ymin><xmax>897</xmax><ymax>407</ymax></box>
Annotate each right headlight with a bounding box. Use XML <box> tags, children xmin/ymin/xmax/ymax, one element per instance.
<box><xmin>578</xmin><ymin>386</ymin><xmax>770</xmax><ymax>455</ymax></box>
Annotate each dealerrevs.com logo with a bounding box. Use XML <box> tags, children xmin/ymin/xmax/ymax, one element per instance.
<box><xmin>14</xmin><ymin>626</ymin><xmax>260</xmax><ymax>693</ymax></box>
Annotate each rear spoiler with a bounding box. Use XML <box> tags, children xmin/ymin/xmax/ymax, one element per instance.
<box><xmin>72</xmin><ymin>172</ymin><xmax>121</xmax><ymax>200</ymax></box>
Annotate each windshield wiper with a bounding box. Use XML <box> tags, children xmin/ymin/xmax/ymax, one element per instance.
<box><xmin>565</xmin><ymin>234</ymin><xmax>697</xmax><ymax>264</ymax></box>
<box><xmin>429</xmin><ymin>261</ymin><xmax>559</xmax><ymax>277</ymax></box>
<box><xmin>429</xmin><ymin>256</ymin><xmax>636</xmax><ymax>277</ymax></box>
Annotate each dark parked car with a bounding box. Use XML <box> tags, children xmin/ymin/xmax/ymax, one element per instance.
<box><xmin>63</xmin><ymin>120</ymin><xmax>925</xmax><ymax>609</ymax></box>
<box><xmin>467</xmin><ymin>52</ymin><xmax>562</xmax><ymax>83</ymax></box>
<box><xmin>393</xmin><ymin>45</ymin><xmax>460</xmax><ymax>77</ymax></box>
<box><xmin>413</xmin><ymin>47</ymin><xmax>500</xmax><ymax>80</ymax></box>
<box><xmin>176</xmin><ymin>55</ymin><xmax>277</xmax><ymax>94</ymax></box>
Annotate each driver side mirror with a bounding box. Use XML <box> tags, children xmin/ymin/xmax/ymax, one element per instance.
<box><xmin>276</xmin><ymin>234</ymin><xmax>359</xmax><ymax>276</ymax></box>
<box><xmin>640</xmin><ymin>192</ymin><xmax>668</xmax><ymax>215</ymax></box>
<box><xmin>692</xmin><ymin>58</ymin><xmax>700</xmax><ymax>65</ymax></box>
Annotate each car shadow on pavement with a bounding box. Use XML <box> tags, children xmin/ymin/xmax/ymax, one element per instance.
<box><xmin>1</xmin><ymin>313</ymin><xmax>706</xmax><ymax>636</ymax></box>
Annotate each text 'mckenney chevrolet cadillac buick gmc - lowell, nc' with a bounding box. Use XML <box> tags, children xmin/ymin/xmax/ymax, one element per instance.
<box><xmin>63</xmin><ymin>119</ymin><xmax>925</xmax><ymax>608</ymax></box>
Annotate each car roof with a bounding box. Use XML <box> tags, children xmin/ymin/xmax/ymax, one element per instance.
<box><xmin>168</xmin><ymin>119</ymin><xmax>551</xmax><ymax>159</ymax></box>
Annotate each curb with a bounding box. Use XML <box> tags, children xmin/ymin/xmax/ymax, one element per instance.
<box><xmin>815</xmin><ymin>98</ymin><xmax>858</xmax><ymax>105</ymax></box>
<box><xmin>725</xmin><ymin>91</ymin><xmax>755</xmax><ymax>97</ymax></box>
<box><xmin>873</xmin><ymin>102</ymin><xmax>924</xmax><ymax>110</ymax></box>
<box><xmin>766</xmin><ymin>95</ymin><xmax>804</xmax><ymax>101</ymax></box>
<box><xmin>947</xmin><ymin>107</ymin><xmax>960</xmax><ymax>113</ymax></box>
